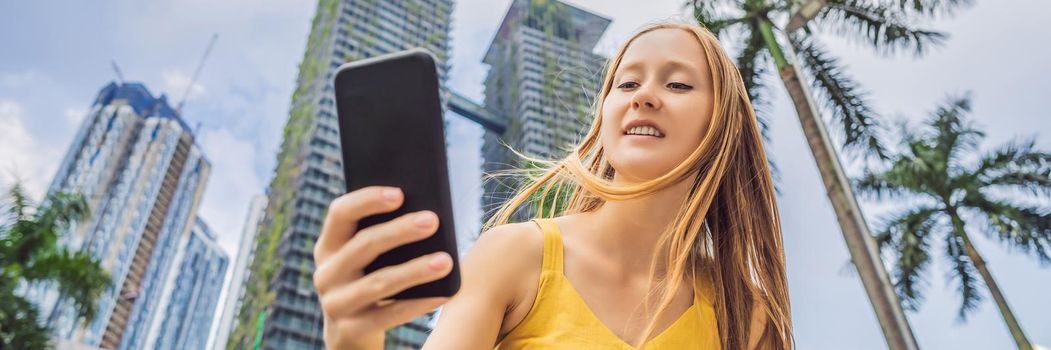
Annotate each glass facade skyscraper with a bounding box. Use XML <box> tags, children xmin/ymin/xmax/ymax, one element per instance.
<box><xmin>208</xmin><ymin>195</ymin><xmax>267</xmax><ymax>350</ymax></box>
<box><xmin>22</xmin><ymin>81</ymin><xmax>212</xmax><ymax>349</ymax></box>
<box><xmin>144</xmin><ymin>217</ymin><xmax>228</xmax><ymax>350</ymax></box>
<box><xmin>481</xmin><ymin>0</ymin><xmax>610</xmax><ymax>221</ymax></box>
<box><xmin>228</xmin><ymin>0</ymin><xmax>454</xmax><ymax>349</ymax></box>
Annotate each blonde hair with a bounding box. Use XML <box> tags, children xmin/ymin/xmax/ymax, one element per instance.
<box><xmin>482</xmin><ymin>22</ymin><xmax>793</xmax><ymax>349</ymax></box>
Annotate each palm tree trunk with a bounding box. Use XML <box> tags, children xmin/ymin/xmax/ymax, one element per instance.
<box><xmin>947</xmin><ymin>209</ymin><xmax>1032</xmax><ymax>350</ymax></box>
<box><xmin>756</xmin><ymin>20</ymin><xmax>920</xmax><ymax>350</ymax></box>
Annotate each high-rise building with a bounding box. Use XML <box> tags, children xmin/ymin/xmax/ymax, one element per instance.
<box><xmin>143</xmin><ymin>217</ymin><xmax>228</xmax><ymax>350</ymax></box>
<box><xmin>208</xmin><ymin>195</ymin><xmax>267</xmax><ymax>350</ymax></box>
<box><xmin>22</xmin><ymin>81</ymin><xmax>211</xmax><ymax>349</ymax></box>
<box><xmin>228</xmin><ymin>0</ymin><xmax>455</xmax><ymax>348</ymax></box>
<box><xmin>481</xmin><ymin>0</ymin><xmax>610</xmax><ymax>221</ymax></box>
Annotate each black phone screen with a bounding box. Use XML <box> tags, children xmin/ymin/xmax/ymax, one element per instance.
<box><xmin>333</xmin><ymin>48</ymin><xmax>460</xmax><ymax>299</ymax></box>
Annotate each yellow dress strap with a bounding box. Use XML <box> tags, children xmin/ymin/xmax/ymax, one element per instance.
<box><xmin>531</xmin><ymin>218</ymin><xmax>564</xmax><ymax>274</ymax></box>
<box><xmin>498</xmin><ymin>218</ymin><xmax>722</xmax><ymax>350</ymax></box>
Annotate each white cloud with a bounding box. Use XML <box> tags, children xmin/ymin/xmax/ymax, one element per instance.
<box><xmin>162</xmin><ymin>68</ymin><xmax>207</xmax><ymax>103</ymax></box>
<box><xmin>64</xmin><ymin>106</ymin><xmax>87</xmax><ymax>126</ymax></box>
<box><xmin>0</xmin><ymin>70</ymin><xmax>39</xmax><ymax>88</ymax></box>
<box><xmin>0</xmin><ymin>99</ymin><xmax>61</xmax><ymax>201</ymax></box>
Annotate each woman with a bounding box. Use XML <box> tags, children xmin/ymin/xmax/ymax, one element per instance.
<box><xmin>312</xmin><ymin>22</ymin><xmax>793</xmax><ymax>349</ymax></box>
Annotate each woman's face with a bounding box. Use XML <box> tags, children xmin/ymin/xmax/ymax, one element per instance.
<box><xmin>600</xmin><ymin>28</ymin><xmax>715</xmax><ymax>183</ymax></box>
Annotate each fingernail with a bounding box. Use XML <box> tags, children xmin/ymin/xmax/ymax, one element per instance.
<box><xmin>428</xmin><ymin>253</ymin><xmax>450</xmax><ymax>270</ymax></box>
<box><xmin>414</xmin><ymin>212</ymin><xmax>435</xmax><ymax>227</ymax></box>
<box><xmin>383</xmin><ymin>188</ymin><xmax>401</xmax><ymax>201</ymax></box>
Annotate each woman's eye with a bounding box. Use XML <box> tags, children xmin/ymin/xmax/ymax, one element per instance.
<box><xmin>616</xmin><ymin>82</ymin><xmax>638</xmax><ymax>89</ymax></box>
<box><xmin>668</xmin><ymin>82</ymin><xmax>693</xmax><ymax>90</ymax></box>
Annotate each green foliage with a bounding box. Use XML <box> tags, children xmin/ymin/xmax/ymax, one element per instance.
<box><xmin>0</xmin><ymin>183</ymin><xmax>110</xmax><ymax>349</ymax></box>
<box><xmin>854</xmin><ymin>95</ymin><xmax>1051</xmax><ymax>319</ymax></box>
<box><xmin>686</xmin><ymin>0</ymin><xmax>971</xmax><ymax>157</ymax></box>
<box><xmin>229</xmin><ymin>0</ymin><xmax>339</xmax><ymax>345</ymax></box>
<box><xmin>522</xmin><ymin>160</ymin><xmax>573</xmax><ymax>218</ymax></box>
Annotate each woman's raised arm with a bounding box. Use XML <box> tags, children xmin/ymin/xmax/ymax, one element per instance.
<box><xmin>423</xmin><ymin>222</ymin><xmax>543</xmax><ymax>350</ymax></box>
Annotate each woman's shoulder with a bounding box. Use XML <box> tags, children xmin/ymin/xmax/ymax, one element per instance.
<box><xmin>466</xmin><ymin>214</ymin><xmax>588</xmax><ymax>287</ymax></box>
<box><xmin>472</xmin><ymin>220</ymin><xmax>544</xmax><ymax>257</ymax></box>
<box><xmin>462</xmin><ymin>221</ymin><xmax>546</xmax><ymax>292</ymax></box>
<box><xmin>466</xmin><ymin>213</ymin><xmax>591</xmax><ymax>285</ymax></box>
<box><xmin>473</xmin><ymin>213</ymin><xmax>582</xmax><ymax>249</ymax></box>
<box><xmin>459</xmin><ymin>221</ymin><xmax>546</xmax><ymax>331</ymax></box>
<box><xmin>467</xmin><ymin>221</ymin><xmax>547</xmax><ymax>272</ymax></box>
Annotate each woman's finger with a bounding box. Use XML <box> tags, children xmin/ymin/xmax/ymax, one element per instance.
<box><xmin>314</xmin><ymin>210</ymin><xmax>439</xmax><ymax>294</ymax></box>
<box><xmin>319</xmin><ymin>251</ymin><xmax>452</xmax><ymax>318</ymax></box>
<box><xmin>315</xmin><ymin>186</ymin><xmax>403</xmax><ymax>263</ymax></box>
<box><xmin>365</xmin><ymin>296</ymin><xmax>449</xmax><ymax>330</ymax></box>
<box><xmin>336</xmin><ymin>297</ymin><xmax>450</xmax><ymax>337</ymax></box>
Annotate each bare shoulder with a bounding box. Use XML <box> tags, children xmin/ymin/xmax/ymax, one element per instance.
<box><xmin>425</xmin><ymin>221</ymin><xmax>546</xmax><ymax>348</ymax></box>
<box><xmin>467</xmin><ymin>221</ymin><xmax>544</xmax><ymax>268</ymax></box>
<box><xmin>460</xmin><ymin>221</ymin><xmax>545</xmax><ymax>302</ymax></box>
<box><xmin>464</xmin><ymin>221</ymin><xmax>549</xmax><ymax>335</ymax></box>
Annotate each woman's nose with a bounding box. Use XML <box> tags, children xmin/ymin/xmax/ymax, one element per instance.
<box><xmin>631</xmin><ymin>87</ymin><xmax>661</xmax><ymax>110</ymax></box>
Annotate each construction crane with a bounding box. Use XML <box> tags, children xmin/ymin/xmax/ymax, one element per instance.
<box><xmin>110</xmin><ymin>60</ymin><xmax>125</xmax><ymax>84</ymax></box>
<box><xmin>176</xmin><ymin>33</ymin><xmax>218</xmax><ymax>115</ymax></box>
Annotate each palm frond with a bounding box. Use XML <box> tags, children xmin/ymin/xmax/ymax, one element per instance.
<box><xmin>928</xmin><ymin>95</ymin><xmax>983</xmax><ymax>168</ymax></box>
<box><xmin>818</xmin><ymin>0</ymin><xmax>947</xmax><ymax>57</ymax></box>
<box><xmin>944</xmin><ymin>231</ymin><xmax>983</xmax><ymax>320</ymax></box>
<box><xmin>971</xmin><ymin>138</ymin><xmax>1051</xmax><ymax>196</ymax></box>
<box><xmin>737</xmin><ymin>21</ymin><xmax>772</xmax><ymax>141</ymax></box>
<box><xmin>36</xmin><ymin>192</ymin><xmax>90</xmax><ymax>233</ymax></box>
<box><xmin>687</xmin><ymin>0</ymin><xmax>748</xmax><ymax>35</ymax></box>
<box><xmin>874</xmin><ymin>205</ymin><xmax>941</xmax><ymax>310</ymax></box>
<box><xmin>5</xmin><ymin>191</ymin><xmax>89</xmax><ymax>268</ymax></box>
<box><xmin>882</xmin><ymin>112</ymin><xmax>966</xmax><ymax>197</ymax></box>
<box><xmin>22</xmin><ymin>247</ymin><xmax>110</xmax><ymax>322</ymax></box>
<box><xmin>4</xmin><ymin>182</ymin><xmax>32</xmax><ymax>222</ymax></box>
<box><xmin>894</xmin><ymin>0</ymin><xmax>975</xmax><ymax>17</ymax></box>
<box><xmin>961</xmin><ymin>194</ymin><xmax>1051</xmax><ymax>264</ymax></box>
<box><xmin>732</xmin><ymin>22</ymin><xmax>783</xmax><ymax>188</ymax></box>
<box><xmin>860</xmin><ymin>139</ymin><xmax>948</xmax><ymax>201</ymax></box>
<box><xmin>791</xmin><ymin>35</ymin><xmax>887</xmax><ymax>158</ymax></box>
<box><xmin>0</xmin><ymin>293</ymin><xmax>53</xmax><ymax>349</ymax></box>
<box><xmin>973</xmin><ymin>138</ymin><xmax>1051</xmax><ymax>175</ymax></box>
<box><xmin>854</xmin><ymin>168</ymin><xmax>909</xmax><ymax>200</ymax></box>
<box><xmin>984</xmin><ymin>171</ymin><xmax>1051</xmax><ymax>197</ymax></box>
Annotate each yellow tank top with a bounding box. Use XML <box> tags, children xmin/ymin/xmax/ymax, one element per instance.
<box><xmin>495</xmin><ymin>219</ymin><xmax>721</xmax><ymax>350</ymax></box>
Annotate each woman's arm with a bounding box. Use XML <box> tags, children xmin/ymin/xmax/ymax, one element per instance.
<box><xmin>422</xmin><ymin>222</ymin><xmax>542</xmax><ymax>350</ymax></box>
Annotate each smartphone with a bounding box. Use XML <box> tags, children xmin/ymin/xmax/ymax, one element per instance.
<box><xmin>333</xmin><ymin>48</ymin><xmax>460</xmax><ymax>299</ymax></box>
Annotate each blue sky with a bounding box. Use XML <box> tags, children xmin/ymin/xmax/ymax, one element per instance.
<box><xmin>1</xmin><ymin>0</ymin><xmax>1049</xmax><ymax>348</ymax></box>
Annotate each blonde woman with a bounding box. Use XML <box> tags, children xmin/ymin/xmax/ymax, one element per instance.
<box><xmin>312</xmin><ymin>22</ymin><xmax>793</xmax><ymax>349</ymax></box>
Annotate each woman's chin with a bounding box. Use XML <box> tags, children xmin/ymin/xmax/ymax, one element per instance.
<box><xmin>610</xmin><ymin>161</ymin><xmax>675</xmax><ymax>183</ymax></box>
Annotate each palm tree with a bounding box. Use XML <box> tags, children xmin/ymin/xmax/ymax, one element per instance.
<box><xmin>855</xmin><ymin>95</ymin><xmax>1048</xmax><ymax>350</ymax></box>
<box><xmin>0</xmin><ymin>183</ymin><xmax>110</xmax><ymax>349</ymax></box>
<box><xmin>687</xmin><ymin>1</ymin><xmax>973</xmax><ymax>348</ymax></box>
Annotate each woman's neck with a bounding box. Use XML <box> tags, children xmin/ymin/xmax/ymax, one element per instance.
<box><xmin>581</xmin><ymin>175</ymin><xmax>693</xmax><ymax>277</ymax></box>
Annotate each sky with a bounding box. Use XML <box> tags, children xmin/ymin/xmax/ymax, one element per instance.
<box><xmin>1</xmin><ymin>0</ymin><xmax>1049</xmax><ymax>349</ymax></box>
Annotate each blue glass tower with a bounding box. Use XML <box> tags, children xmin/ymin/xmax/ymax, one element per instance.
<box><xmin>22</xmin><ymin>81</ymin><xmax>212</xmax><ymax>349</ymax></box>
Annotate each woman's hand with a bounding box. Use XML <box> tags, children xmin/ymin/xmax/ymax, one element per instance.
<box><xmin>313</xmin><ymin>186</ymin><xmax>453</xmax><ymax>350</ymax></box>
